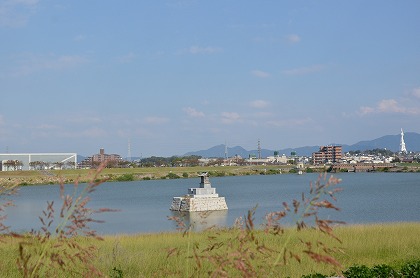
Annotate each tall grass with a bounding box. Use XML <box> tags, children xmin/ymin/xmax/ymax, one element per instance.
<box><xmin>2</xmin><ymin>162</ymin><xmax>115</xmax><ymax>277</ymax></box>
<box><xmin>0</xmin><ymin>182</ymin><xmax>17</xmax><ymax>235</ymax></box>
<box><xmin>3</xmin><ymin>224</ymin><xmax>418</xmax><ymax>277</ymax></box>
<box><xmin>91</xmin><ymin>223</ymin><xmax>420</xmax><ymax>277</ymax></box>
<box><xmin>335</xmin><ymin>223</ymin><xmax>420</xmax><ymax>266</ymax></box>
<box><xmin>162</xmin><ymin>174</ymin><xmax>345</xmax><ymax>277</ymax></box>
<box><xmin>1</xmin><ymin>168</ymin><xmax>419</xmax><ymax>277</ymax></box>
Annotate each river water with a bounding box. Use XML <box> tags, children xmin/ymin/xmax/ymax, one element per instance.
<box><xmin>3</xmin><ymin>173</ymin><xmax>420</xmax><ymax>235</ymax></box>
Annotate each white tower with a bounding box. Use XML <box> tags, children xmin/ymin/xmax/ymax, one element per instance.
<box><xmin>400</xmin><ymin>128</ymin><xmax>407</xmax><ymax>153</ymax></box>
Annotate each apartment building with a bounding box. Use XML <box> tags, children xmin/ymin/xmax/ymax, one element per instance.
<box><xmin>78</xmin><ymin>148</ymin><xmax>122</xmax><ymax>168</ymax></box>
<box><xmin>312</xmin><ymin>145</ymin><xmax>342</xmax><ymax>164</ymax></box>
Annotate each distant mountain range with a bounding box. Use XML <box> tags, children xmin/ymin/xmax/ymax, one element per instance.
<box><xmin>77</xmin><ymin>132</ymin><xmax>420</xmax><ymax>162</ymax></box>
<box><xmin>184</xmin><ymin>132</ymin><xmax>420</xmax><ymax>158</ymax></box>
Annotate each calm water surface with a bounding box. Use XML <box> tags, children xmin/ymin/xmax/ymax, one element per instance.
<box><xmin>4</xmin><ymin>173</ymin><xmax>420</xmax><ymax>234</ymax></box>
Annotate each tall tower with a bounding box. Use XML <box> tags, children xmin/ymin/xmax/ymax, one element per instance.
<box><xmin>127</xmin><ymin>138</ymin><xmax>132</xmax><ymax>161</ymax></box>
<box><xmin>224</xmin><ymin>141</ymin><xmax>228</xmax><ymax>160</ymax></box>
<box><xmin>257</xmin><ymin>139</ymin><xmax>261</xmax><ymax>159</ymax></box>
<box><xmin>400</xmin><ymin>128</ymin><xmax>407</xmax><ymax>153</ymax></box>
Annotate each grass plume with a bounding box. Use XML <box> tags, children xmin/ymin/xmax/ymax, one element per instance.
<box><xmin>167</xmin><ymin>173</ymin><xmax>345</xmax><ymax>277</ymax></box>
<box><xmin>15</xmin><ymin>162</ymin><xmax>115</xmax><ymax>277</ymax></box>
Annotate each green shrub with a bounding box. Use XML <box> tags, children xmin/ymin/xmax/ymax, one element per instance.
<box><xmin>343</xmin><ymin>265</ymin><xmax>372</xmax><ymax>277</ymax></box>
<box><xmin>182</xmin><ymin>172</ymin><xmax>188</xmax><ymax>178</ymax></box>
<box><xmin>110</xmin><ymin>266</ymin><xmax>124</xmax><ymax>278</ymax></box>
<box><xmin>208</xmin><ymin>171</ymin><xmax>226</xmax><ymax>177</ymax></box>
<box><xmin>341</xmin><ymin>261</ymin><xmax>420</xmax><ymax>278</ymax></box>
<box><xmin>400</xmin><ymin>260</ymin><xmax>420</xmax><ymax>277</ymax></box>
<box><xmin>371</xmin><ymin>264</ymin><xmax>400</xmax><ymax>277</ymax></box>
<box><xmin>166</xmin><ymin>172</ymin><xmax>180</xmax><ymax>179</ymax></box>
<box><xmin>301</xmin><ymin>273</ymin><xmax>327</xmax><ymax>278</ymax></box>
<box><xmin>266</xmin><ymin>169</ymin><xmax>280</xmax><ymax>175</ymax></box>
<box><xmin>116</xmin><ymin>173</ymin><xmax>134</xmax><ymax>182</ymax></box>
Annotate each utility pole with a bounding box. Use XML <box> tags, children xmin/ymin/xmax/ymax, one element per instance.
<box><xmin>127</xmin><ymin>138</ymin><xmax>132</xmax><ymax>162</ymax></box>
<box><xmin>224</xmin><ymin>141</ymin><xmax>228</xmax><ymax>160</ymax></box>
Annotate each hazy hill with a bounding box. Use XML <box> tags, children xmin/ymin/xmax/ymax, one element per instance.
<box><xmin>184</xmin><ymin>144</ymin><xmax>320</xmax><ymax>158</ymax></box>
<box><xmin>184</xmin><ymin>132</ymin><xmax>420</xmax><ymax>158</ymax></box>
<box><xmin>344</xmin><ymin>132</ymin><xmax>420</xmax><ymax>153</ymax></box>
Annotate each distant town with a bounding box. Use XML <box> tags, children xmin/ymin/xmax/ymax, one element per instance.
<box><xmin>0</xmin><ymin>129</ymin><xmax>419</xmax><ymax>173</ymax></box>
<box><xmin>0</xmin><ymin>146</ymin><xmax>419</xmax><ymax>173</ymax></box>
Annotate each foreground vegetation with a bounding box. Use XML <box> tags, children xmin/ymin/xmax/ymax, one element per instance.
<box><xmin>1</xmin><ymin>223</ymin><xmax>419</xmax><ymax>277</ymax></box>
<box><xmin>1</xmin><ymin>165</ymin><xmax>419</xmax><ymax>277</ymax></box>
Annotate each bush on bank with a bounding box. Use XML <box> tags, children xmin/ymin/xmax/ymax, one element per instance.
<box><xmin>302</xmin><ymin>260</ymin><xmax>420</xmax><ymax>278</ymax></box>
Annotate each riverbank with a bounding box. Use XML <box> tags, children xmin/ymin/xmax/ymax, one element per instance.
<box><xmin>1</xmin><ymin>163</ymin><xmax>419</xmax><ymax>186</ymax></box>
<box><xmin>1</xmin><ymin>223</ymin><xmax>419</xmax><ymax>277</ymax></box>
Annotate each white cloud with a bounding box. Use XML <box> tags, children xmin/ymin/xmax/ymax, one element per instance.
<box><xmin>188</xmin><ymin>46</ymin><xmax>222</xmax><ymax>54</ymax></box>
<box><xmin>249</xmin><ymin>100</ymin><xmax>270</xmax><ymax>109</ymax></box>
<box><xmin>251</xmin><ymin>70</ymin><xmax>271</xmax><ymax>78</ymax></box>
<box><xmin>66</xmin><ymin>115</ymin><xmax>103</xmax><ymax>125</ymax></box>
<box><xmin>10</xmin><ymin>54</ymin><xmax>88</xmax><ymax>77</ymax></box>
<box><xmin>377</xmin><ymin>99</ymin><xmax>405</xmax><ymax>113</ymax></box>
<box><xmin>33</xmin><ymin>124</ymin><xmax>58</xmax><ymax>130</ymax></box>
<box><xmin>266</xmin><ymin>117</ymin><xmax>312</xmax><ymax>127</ymax></box>
<box><xmin>358</xmin><ymin>98</ymin><xmax>420</xmax><ymax>116</ymax></box>
<box><xmin>81</xmin><ymin>127</ymin><xmax>107</xmax><ymax>138</ymax></box>
<box><xmin>13</xmin><ymin>0</ymin><xmax>39</xmax><ymax>4</ymax></box>
<box><xmin>285</xmin><ymin>34</ymin><xmax>301</xmax><ymax>43</ymax></box>
<box><xmin>221</xmin><ymin>112</ymin><xmax>241</xmax><ymax>124</ymax></box>
<box><xmin>412</xmin><ymin>87</ymin><xmax>420</xmax><ymax>99</ymax></box>
<box><xmin>144</xmin><ymin>116</ymin><xmax>170</xmax><ymax>125</ymax></box>
<box><xmin>358</xmin><ymin>106</ymin><xmax>375</xmax><ymax>116</ymax></box>
<box><xmin>0</xmin><ymin>0</ymin><xmax>39</xmax><ymax>27</ymax></box>
<box><xmin>74</xmin><ymin>34</ymin><xmax>86</xmax><ymax>42</ymax></box>
<box><xmin>282</xmin><ymin>64</ymin><xmax>326</xmax><ymax>75</ymax></box>
<box><xmin>117</xmin><ymin>52</ymin><xmax>137</xmax><ymax>63</ymax></box>
<box><xmin>48</xmin><ymin>55</ymin><xmax>87</xmax><ymax>69</ymax></box>
<box><xmin>183</xmin><ymin>107</ymin><xmax>205</xmax><ymax>118</ymax></box>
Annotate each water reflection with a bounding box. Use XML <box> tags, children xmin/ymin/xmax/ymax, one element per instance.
<box><xmin>170</xmin><ymin>210</ymin><xmax>228</xmax><ymax>231</ymax></box>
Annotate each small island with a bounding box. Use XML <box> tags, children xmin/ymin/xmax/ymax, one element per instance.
<box><xmin>170</xmin><ymin>172</ymin><xmax>228</xmax><ymax>212</ymax></box>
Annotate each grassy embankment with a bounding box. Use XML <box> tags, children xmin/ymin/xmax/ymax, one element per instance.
<box><xmin>1</xmin><ymin>223</ymin><xmax>419</xmax><ymax>277</ymax></box>
<box><xmin>0</xmin><ymin>165</ymin><xmax>322</xmax><ymax>186</ymax></box>
<box><xmin>1</xmin><ymin>163</ymin><xmax>419</xmax><ymax>186</ymax></box>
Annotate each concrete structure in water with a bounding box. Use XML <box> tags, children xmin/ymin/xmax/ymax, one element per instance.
<box><xmin>170</xmin><ymin>173</ymin><xmax>228</xmax><ymax>212</ymax></box>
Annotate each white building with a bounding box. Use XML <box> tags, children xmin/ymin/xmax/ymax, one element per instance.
<box><xmin>0</xmin><ymin>153</ymin><xmax>77</xmax><ymax>171</ymax></box>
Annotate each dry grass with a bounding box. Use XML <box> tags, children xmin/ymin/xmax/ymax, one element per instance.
<box><xmin>2</xmin><ymin>223</ymin><xmax>417</xmax><ymax>277</ymax></box>
<box><xmin>2</xmin><ymin>169</ymin><xmax>419</xmax><ymax>277</ymax></box>
<box><xmin>2</xmin><ymin>162</ymin><xmax>116</xmax><ymax>277</ymax></box>
<box><xmin>98</xmin><ymin>223</ymin><xmax>420</xmax><ymax>277</ymax></box>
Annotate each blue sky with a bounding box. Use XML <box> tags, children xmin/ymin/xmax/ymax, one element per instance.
<box><xmin>1</xmin><ymin>0</ymin><xmax>420</xmax><ymax>157</ymax></box>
